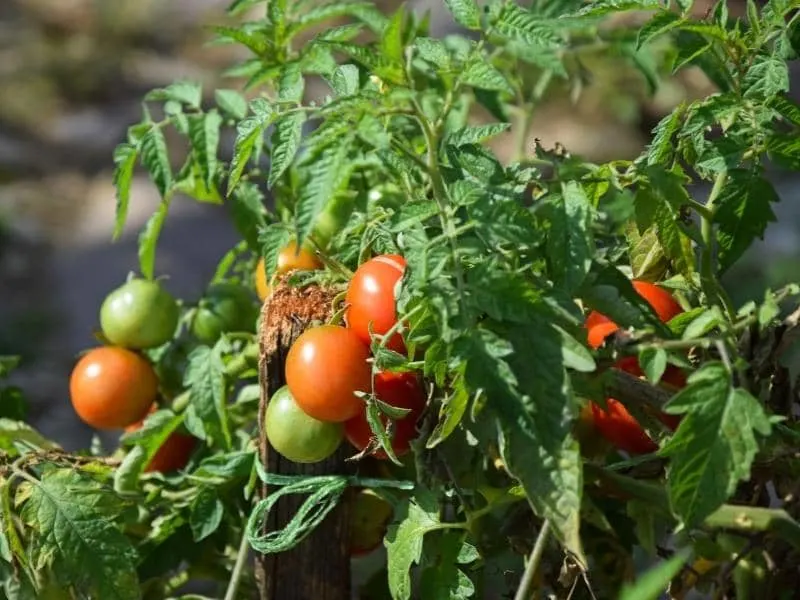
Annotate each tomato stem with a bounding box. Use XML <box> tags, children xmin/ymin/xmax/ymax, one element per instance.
<box><xmin>223</xmin><ymin>526</ymin><xmax>252</xmax><ymax>600</ymax></box>
<box><xmin>513</xmin><ymin>520</ymin><xmax>551</xmax><ymax>600</ymax></box>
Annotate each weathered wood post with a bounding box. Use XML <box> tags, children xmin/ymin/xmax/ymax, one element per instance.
<box><xmin>254</xmin><ymin>282</ymin><xmax>353</xmax><ymax>600</ymax></box>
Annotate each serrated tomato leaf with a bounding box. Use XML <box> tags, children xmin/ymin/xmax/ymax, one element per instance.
<box><xmin>662</xmin><ymin>362</ymin><xmax>772</xmax><ymax>527</ymax></box>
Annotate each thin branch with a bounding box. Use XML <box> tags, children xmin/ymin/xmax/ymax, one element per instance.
<box><xmin>514</xmin><ymin>521</ymin><xmax>551</xmax><ymax>600</ymax></box>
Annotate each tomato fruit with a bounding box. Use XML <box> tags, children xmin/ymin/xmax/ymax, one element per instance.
<box><xmin>285</xmin><ymin>325</ymin><xmax>372</xmax><ymax>422</ymax></box>
<box><xmin>125</xmin><ymin>407</ymin><xmax>197</xmax><ymax>473</ymax></box>
<box><xmin>344</xmin><ymin>370</ymin><xmax>425</xmax><ymax>459</ymax></box>
<box><xmin>255</xmin><ymin>241</ymin><xmax>323</xmax><ymax>301</ymax></box>
<box><xmin>311</xmin><ymin>194</ymin><xmax>356</xmax><ymax>250</ymax></box>
<box><xmin>70</xmin><ymin>346</ymin><xmax>158</xmax><ymax>429</ymax></box>
<box><xmin>191</xmin><ymin>283</ymin><xmax>259</xmax><ymax>344</ymax></box>
<box><xmin>265</xmin><ymin>386</ymin><xmax>344</xmax><ymax>463</ymax></box>
<box><xmin>585</xmin><ymin>280</ymin><xmax>683</xmax><ymax>349</ymax></box>
<box><xmin>589</xmin><ymin>356</ymin><xmax>686</xmax><ymax>455</ymax></box>
<box><xmin>349</xmin><ymin>489</ymin><xmax>393</xmax><ymax>557</ymax></box>
<box><xmin>100</xmin><ymin>278</ymin><xmax>179</xmax><ymax>349</ymax></box>
<box><xmin>346</xmin><ymin>255</ymin><xmax>407</xmax><ymax>354</ymax></box>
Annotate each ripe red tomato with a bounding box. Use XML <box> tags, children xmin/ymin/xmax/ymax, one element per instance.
<box><xmin>285</xmin><ymin>325</ymin><xmax>372</xmax><ymax>422</ymax></box>
<box><xmin>585</xmin><ymin>280</ymin><xmax>683</xmax><ymax>349</ymax></box>
<box><xmin>70</xmin><ymin>347</ymin><xmax>158</xmax><ymax>429</ymax></box>
<box><xmin>344</xmin><ymin>370</ymin><xmax>425</xmax><ymax>459</ymax></box>
<box><xmin>345</xmin><ymin>255</ymin><xmax>407</xmax><ymax>354</ymax></box>
<box><xmin>590</xmin><ymin>356</ymin><xmax>686</xmax><ymax>455</ymax></box>
<box><xmin>265</xmin><ymin>386</ymin><xmax>344</xmax><ymax>463</ymax></box>
<box><xmin>125</xmin><ymin>407</ymin><xmax>196</xmax><ymax>473</ymax></box>
<box><xmin>255</xmin><ymin>242</ymin><xmax>322</xmax><ymax>301</ymax></box>
<box><xmin>100</xmin><ymin>278</ymin><xmax>179</xmax><ymax>349</ymax></box>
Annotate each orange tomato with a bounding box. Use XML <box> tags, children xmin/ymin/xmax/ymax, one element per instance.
<box><xmin>70</xmin><ymin>347</ymin><xmax>157</xmax><ymax>429</ymax></box>
<box><xmin>586</xmin><ymin>280</ymin><xmax>683</xmax><ymax>349</ymax></box>
<box><xmin>285</xmin><ymin>325</ymin><xmax>372</xmax><ymax>422</ymax></box>
<box><xmin>255</xmin><ymin>242</ymin><xmax>322</xmax><ymax>301</ymax></box>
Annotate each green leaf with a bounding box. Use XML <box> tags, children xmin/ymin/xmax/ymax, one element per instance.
<box><xmin>278</xmin><ymin>63</ymin><xmax>305</xmax><ymax>103</ymax></box>
<box><xmin>427</xmin><ymin>379</ymin><xmax>469</xmax><ymax>449</ymax></box>
<box><xmin>268</xmin><ymin>112</ymin><xmax>306</xmax><ymax>187</ymax></box>
<box><xmin>138</xmin><ymin>196</ymin><xmax>171</xmax><ymax>280</ymax></box>
<box><xmin>190</xmin><ymin>488</ymin><xmax>224</xmax><ymax>542</ymax></box>
<box><xmin>626</xmin><ymin>222</ymin><xmax>669</xmax><ymax>282</ymax></box>
<box><xmin>446</xmin><ymin>123</ymin><xmax>511</xmax><ymax>147</ymax></box>
<box><xmin>444</xmin><ymin>0</ymin><xmax>481</xmax><ymax>30</ymax></box>
<box><xmin>184</xmin><ymin>346</ymin><xmax>231</xmax><ymax>449</ymax></box>
<box><xmin>743</xmin><ymin>54</ymin><xmax>790</xmax><ymax>99</ymax></box>
<box><xmin>547</xmin><ymin>181</ymin><xmax>593</xmax><ymax>294</ymax></box>
<box><xmin>188</xmin><ymin>110</ymin><xmax>222</xmax><ymax>191</ymax></box>
<box><xmin>259</xmin><ymin>223</ymin><xmax>293</xmax><ymax>277</ymax></box>
<box><xmin>145</xmin><ymin>81</ymin><xmax>202</xmax><ymax>109</ymax></box>
<box><xmin>193</xmin><ymin>451</ymin><xmax>255</xmax><ymax>482</ymax></box>
<box><xmin>385</xmin><ymin>492</ymin><xmax>441</xmax><ymax>600</ymax></box>
<box><xmin>380</xmin><ymin>7</ymin><xmax>406</xmax><ymax>64</ymax></box>
<box><xmin>227</xmin><ymin>98</ymin><xmax>275</xmax><ymax>196</ymax></box>
<box><xmin>329</xmin><ymin>64</ymin><xmax>361</xmax><ymax>96</ymax></box>
<box><xmin>295</xmin><ymin>136</ymin><xmax>355</xmax><ymax>244</ymax></box>
<box><xmin>419</xmin><ymin>532</ymin><xmax>476</xmax><ymax>598</ymax></box>
<box><xmin>214</xmin><ymin>89</ymin><xmax>248</xmax><ymax>119</ymax></box>
<box><xmin>230</xmin><ymin>182</ymin><xmax>268</xmax><ymax>251</ymax></box>
<box><xmin>646</xmin><ymin>104</ymin><xmax>684</xmax><ymax>166</ymax></box>
<box><xmin>638</xmin><ymin>347</ymin><xmax>667</xmax><ymax>384</ymax></box>
<box><xmin>112</xmin><ymin>143</ymin><xmax>138</xmax><ymax>241</ymax></box>
<box><xmin>461</xmin><ymin>60</ymin><xmax>514</xmax><ymax>95</ymax></box>
<box><xmin>19</xmin><ymin>470</ymin><xmax>139</xmax><ymax>600</ymax></box>
<box><xmin>140</xmin><ymin>124</ymin><xmax>172</xmax><ymax>198</ymax></box>
<box><xmin>634</xmin><ymin>176</ymin><xmax>694</xmax><ymax>279</ymax></box>
<box><xmin>0</xmin><ymin>419</ymin><xmax>59</xmax><ymax>455</ymax></box>
<box><xmin>714</xmin><ymin>169</ymin><xmax>779</xmax><ymax>273</ymax></box>
<box><xmin>662</xmin><ymin>362</ymin><xmax>772</xmax><ymax>526</ymax></box>
<box><xmin>456</xmin><ymin>325</ymin><xmax>584</xmax><ymax>564</ymax></box>
<box><xmin>618</xmin><ymin>549</ymin><xmax>691</xmax><ymax>600</ymax></box>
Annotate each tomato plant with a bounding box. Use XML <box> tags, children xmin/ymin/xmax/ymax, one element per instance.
<box><xmin>125</xmin><ymin>408</ymin><xmax>197</xmax><ymax>473</ymax></box>
<box><xmin>285</xmin><ymin>324</ymin><xmax>372</xmax><ymax>423</ymax></box>
<box><xmin>5</xmin><ymin>0</ymin><xmax>800</xmax><ymax>599</ymax></box>
<box><xmin>264</xmin><ymin>385</ymin><xmax>344</xmax><ymax>464</ymax></box>
<box><xmin>100</xmin><ymin>278</ymin><xmax>179</xmax><ymax>349</ymax></box>
<box><xmin>344</xmin><ymin>370</ymin><xmax>425</xmax><ymax>459</ymax></box>
<box><xmin>345</xmin><ymin>254</ymin><xmax>407</xmax><ymax>354</ymax></box>
<box><xmin>69</xmin><ymin>346</ymin><xmax>158</xmax><ymax>429</ymax></box>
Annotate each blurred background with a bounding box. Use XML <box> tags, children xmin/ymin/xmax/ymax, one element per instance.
<box><xmin>0</xmin><ymin>0</ymin><xmax>798</xmax><ymax>452</ymax></box>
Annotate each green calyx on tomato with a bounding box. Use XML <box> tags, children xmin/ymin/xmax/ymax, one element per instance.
<box><xmin>344</xmin><ymin>370</ymin><xmax>425</xmax><ymax>459</ymax></box>
<box><xmin>265</xmin><ymin>385</ymin><xmax>344</xmax><ymax>464</ymax></box>
<box><xmin>100</xmin><ymin>278</ymin><xmax>179</xmax><ymax>349</ymax></box>
<box><xmin>191</xmin><ymin>283</ymin><xmax>259</xmax><ymax>345</ymax></box>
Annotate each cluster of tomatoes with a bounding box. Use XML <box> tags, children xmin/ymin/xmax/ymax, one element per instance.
<box><xmin>68</xmin><ymin>278</ymin><xmax>196</xmax><ymax>473</ymax></box>
<box><xmin>582</xmin><ymin>280</ymin><xmax>687</xmax><ymax>455</ymax></box>
<box><xmin>259</xmin><ymin>246</ymin><xmax>425</xmax><ymax>464</ymax></box>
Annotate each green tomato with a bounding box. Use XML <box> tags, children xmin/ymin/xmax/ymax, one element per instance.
<box><xmin>191</xmin><ymin>283</ymin><xmax>259</xmax><ymax>345</ymax></box>
<box><xmin>265</xmin><ymin>386</ymin><xmax>343</xmax><ymax>464</ymax></box>
<box><xmin>100</xmin><ymin>278</ymin><xmax>179</xmax><ymax>349</ymax></box>
<box><xmin>311</xmin><ymin>194</ymin><xmax>356</xmax><ymax>250</ymax></box>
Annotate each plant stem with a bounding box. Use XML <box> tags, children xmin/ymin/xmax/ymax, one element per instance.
<box><xmin>224</xmin><ymin>527</ymin><xmax>252</xmax><ymax>600</ymax></box>
<box><xmin>699</xmin><ymin>171</ymin><xmax>736</xmax><ymax>320</ymax></box>
<box><xmin>514</xmin><ymin>520</ymin><xmax>551</xmax><ymax>600</ymax></box>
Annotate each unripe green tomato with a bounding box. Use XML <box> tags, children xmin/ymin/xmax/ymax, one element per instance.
<box><xmin>191</xmin><ymin>283</ymin><xmax>259</xmax><ymax>345</ymax></box>
<box><xmin>265</xmin><ymin>386</ymin><xmax>344</xmax><ymax>464</ymax></box>
<box><xmin>311</xmin><ymin>194</ymin><xmax>356</xmax><ymax>250</ymax></box>
<box><xmin>100</xmin><ymin>278</ymin><xmax>179</xmax><ymax>349</ymax></box>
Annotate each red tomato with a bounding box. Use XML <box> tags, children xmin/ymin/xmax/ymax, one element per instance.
<box><xmin>285</xmin><ymin>325</ymin><xmax>372</xmax><ymax>422</ymax></box>
<box><xmin>585</xmin><ymin>280</ymin><xmax>683</xmax><ymax>349</ymax></box>
<box><xmin>70</xmin><ymin>347</ymin><xmax>158</xmax><ymax>430</ymax></box>
<box><xmin>344</xmin><ymin>370</ymin><xmax>425</xmax><ymax>459</ymax></box>
<box><xmin>590</xmin><ymin>356</ymin><xmax>686</xmax><ymax>455</ymax></box>
<box><xmin>125</xmin><ymin>406</ymin><xmax>197</xmax><ymax>473</ymax></box>
<box><xmin>345</xmin><ymin>255</ymin><xmax>407</xmax><ymax>354</ymax></box>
